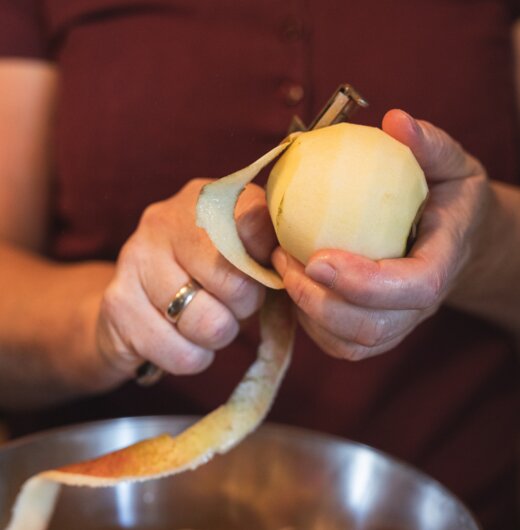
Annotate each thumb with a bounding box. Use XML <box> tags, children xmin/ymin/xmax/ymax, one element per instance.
<box><xmin>382</xmin><ymin>109</ymin><xmax>484</xmax><ymax>182</ymax></box>
<box><xmin>235</xmin><ymin>183</ymin><xmax>277</xmax><ymax>264</ymax></box>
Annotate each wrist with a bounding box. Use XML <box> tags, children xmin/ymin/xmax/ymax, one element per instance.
<box><xmin>53</xmin><ymin>262</ymin><xmax>130</xmax><ymax>395</ymax></box>
<box><xmin>70</xmin><ymin>289</ymin><xmax>131</xmax><ymax>394</ymax></box>
<box><xmin>446</xmin><ymin>180</ymin><xmax>519</xmax><ymax>329</ymax></box>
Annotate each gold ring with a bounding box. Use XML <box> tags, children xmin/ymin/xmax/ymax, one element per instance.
<box><xmin>165</xmin><ymin>280</ymin><xmax>200</xmax><ymax>324</ymax></box>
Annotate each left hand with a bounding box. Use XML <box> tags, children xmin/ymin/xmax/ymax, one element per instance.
<box><xmin>272</xmin><ymin>109</ymin><xmax>488</xmax><ymax>361</ymax></box>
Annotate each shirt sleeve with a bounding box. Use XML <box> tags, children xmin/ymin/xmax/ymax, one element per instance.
<box><xmin>0</xmin><ymin>0</ymin><xmax>49</xmax><ymax>59</ymax></box>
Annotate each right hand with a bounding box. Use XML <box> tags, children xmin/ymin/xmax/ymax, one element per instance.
<box><xmin>95</xmin><ymin>178</ymin><xmax>277</xmax><ymax>381</ymax></box>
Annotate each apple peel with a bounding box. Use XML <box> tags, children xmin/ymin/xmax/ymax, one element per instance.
<box><xmin>5</xmin><ymin>290</ymin><xmax>295</xmax><ymax>530</ymax></box>
<box><xmin>196</xmin><ymin>137</ymin><xmax>298</xmax><ymax>289</ymax></box>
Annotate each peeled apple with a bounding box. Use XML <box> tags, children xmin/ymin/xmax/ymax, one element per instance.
<box><xmin>266</xmin><ymin>123</ymin><xmax>428</xmax><ymax>264</ymax></box>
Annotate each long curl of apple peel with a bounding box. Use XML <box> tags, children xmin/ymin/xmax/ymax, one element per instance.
<box><xmin>5</xmin><ymin>291</ymin><xmax>295</xmax><ymax>530</ymax></box>
<box><xmin>196</xmin><ymin>137</ymin><xmax>297</xmax><ymax>289</ymax></box>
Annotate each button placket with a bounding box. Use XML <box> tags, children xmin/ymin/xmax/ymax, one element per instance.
<box><xmin>277</xmin><ymin>8</ymin><xmax>307</xmax><ymax>111</ymax></box>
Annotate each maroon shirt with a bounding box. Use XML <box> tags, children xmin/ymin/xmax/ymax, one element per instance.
<box><xmin>0</xmin><ymin>1</ymin><xmax>519</xmax><ymax>528</ymax></box>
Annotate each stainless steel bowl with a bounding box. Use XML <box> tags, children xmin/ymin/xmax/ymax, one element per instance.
<box><xmin>0</xmin><ymin>416</ymin><xmax>479</xmax><ymax>529</ymax></box>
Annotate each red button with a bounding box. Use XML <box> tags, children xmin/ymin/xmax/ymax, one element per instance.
<box><xmin>281</xmin><ymin>18</ymin><xmax>305</xmax><ymax>42</ymax></box>
<box><xmin>282</xmin><ymin>82</ymin><xmax>305</xmax><ymax>106</ymax></box>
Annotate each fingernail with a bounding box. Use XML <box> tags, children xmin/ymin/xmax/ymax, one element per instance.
<box><xmin>272</xmin><ymin>248</ymin><xmax>288</xmax><ymax>276</ymax></box>
<box><xmin>305</xmin><ymin>261</ymin><xmax>336</xmax><ymax>288</ymax></box>
<box><xmin>401</xmin><ymin>110</ymin><xmax>421</xmax><ymax>135</ymax></box>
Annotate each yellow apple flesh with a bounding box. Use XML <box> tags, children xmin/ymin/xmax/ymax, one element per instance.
<box><xmin>266</xmin><ymin>123</ymin><xmax>428</xmax><ymax>264</ymax></box>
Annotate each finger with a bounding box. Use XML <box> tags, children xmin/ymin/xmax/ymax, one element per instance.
<box><xmin>139</xmin><ymin>194</ymin><xmax>266</xmax><ymax>320</ymax></box>
<box><xmin>304</xmin><ymin>247</ymin><xmax>451</xmax><ymax>312</ymax></box>
<box><xmin>177</xmin><ymin>246</ymin><xmax>266</xmax><ymax>321</ymax></box>
<box><xmin>101</xmin><ymin>277</ymin><xmax>214</xmax><ymax>375</ymax></box>
<box><xmin>185</xmin><ymin>251</ymin><xmax>266</xmax><ymax>320</ymax></box>
<box><xmin>304</xmin><ymin>168</ymin><xmax>484</xmax><ymax>310</ymax></box>
<box><xmin>273</xmin><ymin>248</ymin><xmax>422</xmax><ymax>343</ymax></box>
<box><xmin>126</xmin><ymin>240</ymin><xmax>240</xmax><ymax>351</ymax></box>
<box><xmin>298</xmin><ymin>310</ymin><xmax>409</xmax><ymax>362</ymax></box>
<box><xmin>235</xmin><ymin>183</ymin><xmax>277</xmax><ymax>264</ymax></box>
<box><xmin>382</xmin><ymin>109</ymin><xmax>484</xmax><ymax>182</ymax></box>
<box><xmin>303</xmin><ymin>111</ymin><xmax>488</xmax><ymax>310</ymax></box>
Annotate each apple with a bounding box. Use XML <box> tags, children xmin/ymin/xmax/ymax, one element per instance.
<box><xmin>266</xmin><ymin>123</ymin><xmax>428</xmax><ymax>265</ymax></box>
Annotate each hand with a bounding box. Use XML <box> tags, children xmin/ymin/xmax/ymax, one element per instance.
<box><xmin>96</xmin><ymin>179</ymin><xmax>276</xmax><ymax>378</ymax></box>
<box><xmin>272</xmin><ymin>109</ymin><xmax>488</xmax><ymax>361</ymax></box>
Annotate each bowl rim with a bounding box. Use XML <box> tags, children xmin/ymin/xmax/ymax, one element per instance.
<box><xmin>0</xmin><ymin>414</ymin><xmax>481</xmax><ymax>529</ymax></box>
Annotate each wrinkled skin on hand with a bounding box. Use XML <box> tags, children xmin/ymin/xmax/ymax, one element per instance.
<box><xmin>96</xmin><ymin>109</ymin><xmax>486</xmax><ymax>374</ymax></box>
<box><xmin>272</xmin><ymin>109</ymin><xmax>487</xmax><ymax>361</ymax></box>
<box><xmin>96</xmin><ymin>179</ymin><xmax>277</xmax><ymax>378</ymax></box>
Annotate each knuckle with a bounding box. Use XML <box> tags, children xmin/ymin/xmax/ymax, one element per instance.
<box><xmin>422</xmin><ymin>269</ymin><xmax>446</xmax><ymax>307</ymax></box>
<box><xmin>222</xmin><ymin>271</ymin><xmax>249</xmax><ymax>301</ymax></box>
<box><xmin>316</xmin><ymin>330</ymin><xmax>368</xmax><ymax>362</ymax></box>
<box><xmin>117</xmin><ymin>236</ymin><xmax>148</xmax><ymax>268</ymax></box>
<box><xmin>101</xmin><ymin>282</ymin><xmax>127</xmax><ymax>318</ymax></box>
<box><xmin>200</xmin><ymin>310</ymin><xmax>238</xmax><ymax>349</ymax></box>
<box><xmin>139</xmin><ymin>201</ymin><xmax>168</xmax><ymax>229</ymax></box>
<box><xmin>302</xmin><ymin>315</ymin><xmax>371</xmax><ymax>363</ymax></box>
<box><xmin>153</xmin><ymin>338</ymin><xmax>213</xmax><ymax>375</ymax></box>
<box><xmin>335</xmin><ymin>341</ymin><xmax>368</xmax><ymax>362</ymax></box>
<box><xmin>138</xmin><ymin>332</ymin><xmax>212</xmax><ymax>375</ymax></box>
<box><xmin>217</xmin><ymin>270</ymin><xmax>262</xmax><ymax>318</ymax></box>
<box><xmin>345</xmin><ymin>346</ymin><xmax>369</xmax><ymax>362</ymax></box>
<box><xmin>174</xmin><ymin>350</ymin><xmax>207</xmax><ymax>374</ymax></box>
<box><xmin>290</xmin><ymin>281</ymin><xmax>314</xmax><ymax>314</ymax></box>
<box><xmin>117</xmin><ymin>238</ymin><xmax>135</xmax><ymax>264</ymax></box>
<box><xmin>353</xmin><ymin>314</ymin><xmax>389</xmax><ymax>348</ymax></box>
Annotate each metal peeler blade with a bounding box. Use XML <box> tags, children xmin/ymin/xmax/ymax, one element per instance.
<box><xmin>289</xmin><ymin>83</ymin><xmax>369</xmax><ymax>133</ymax></box>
